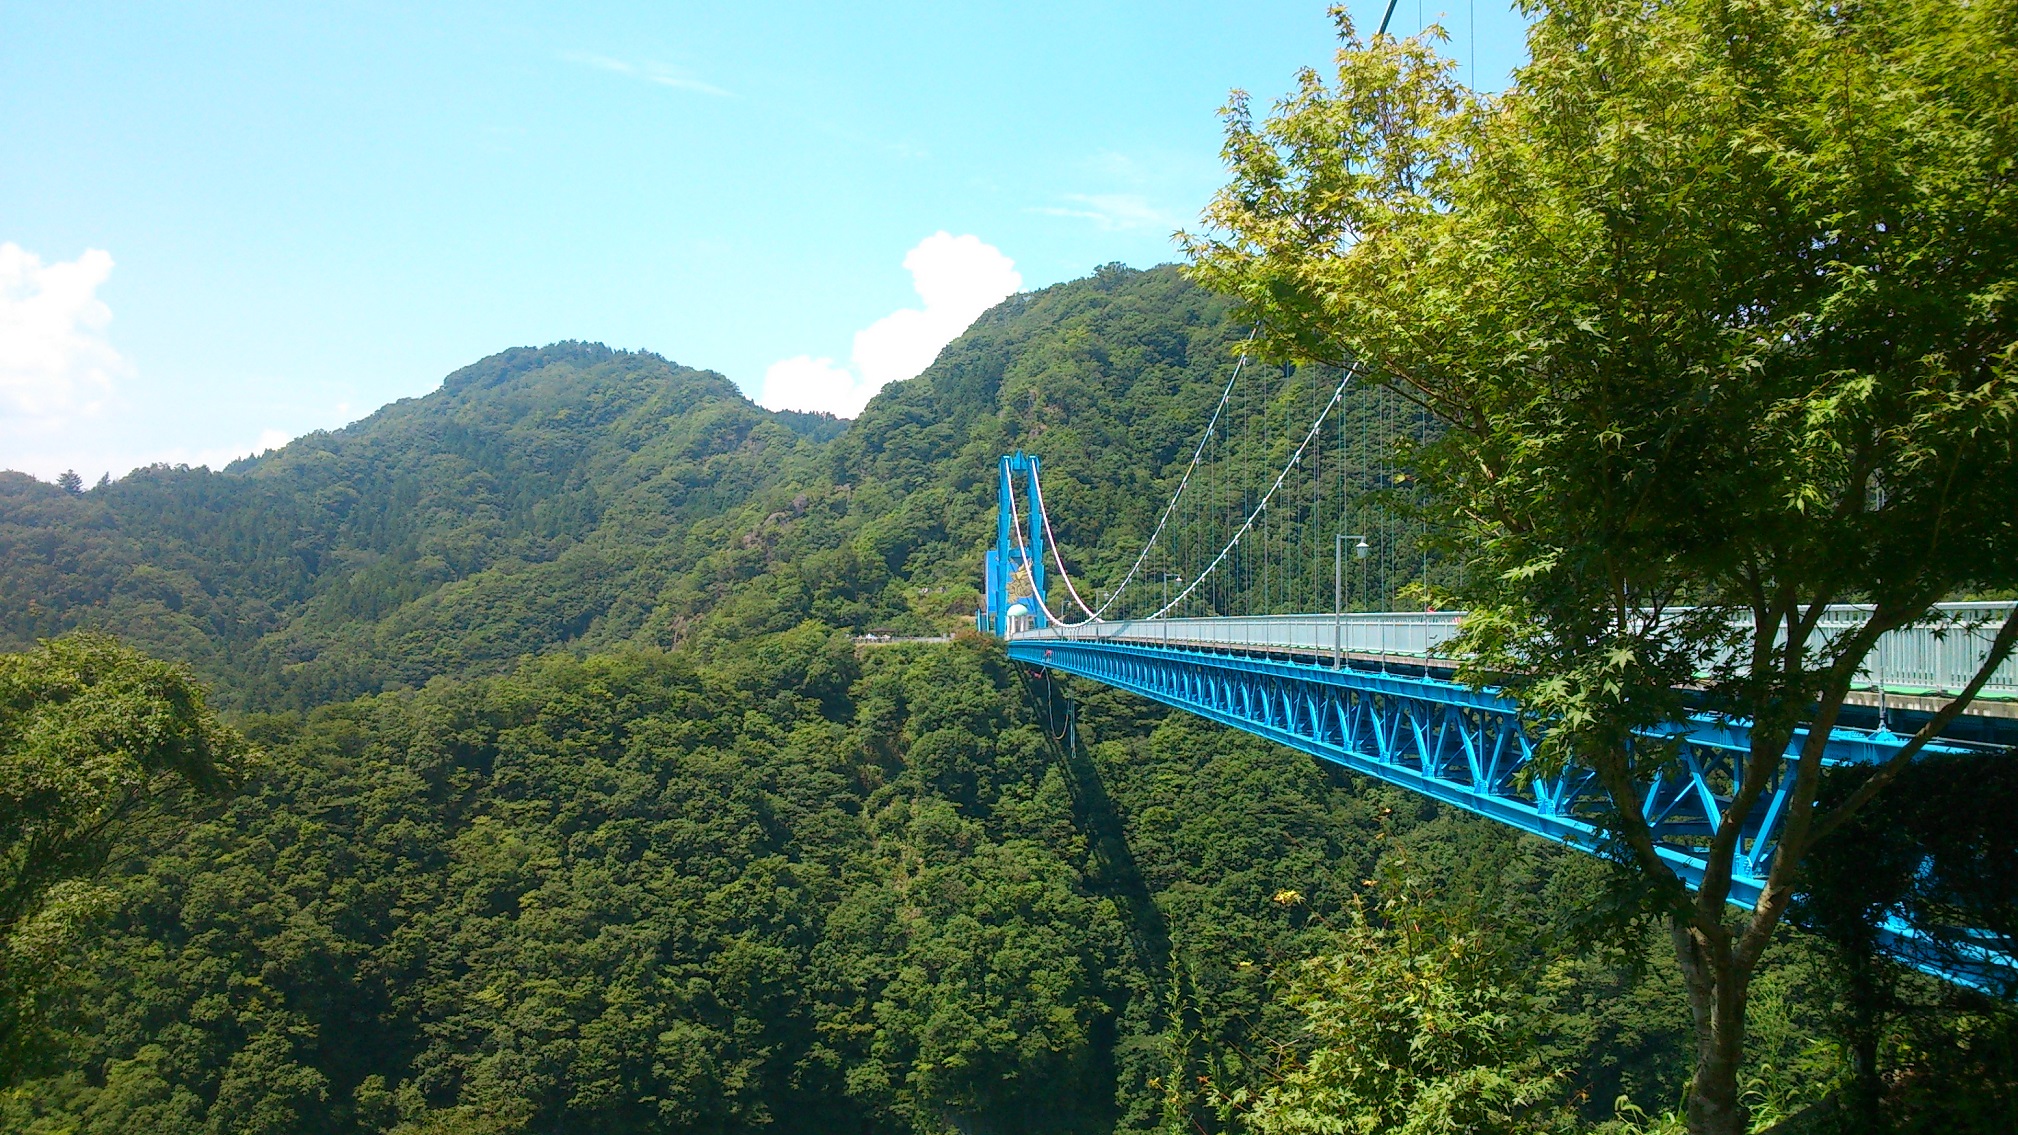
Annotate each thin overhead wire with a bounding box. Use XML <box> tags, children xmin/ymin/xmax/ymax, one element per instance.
<box><xmin>1002</xmin><ymin>469</ymin><xmax>1069</xmax><ymax>627</ymax></box>
<box><xmin>1029</xmin><ymin>467</ymin><xmax>1102</xmax><ymax>621</ymax></box>
<box><xmin>1031</xmin><ymin>328</ymin><xmax>1258</xmax><ymax>622</ymax></box>
<box><xmin>1146</xmin><ymin>361</ymin><xmax>1361</xmax><ymax>619</ymax></box>
<box><xmin>1009</xmin><ymin>360</ymin><xmax>1365</xmax><ymax>627</ymax></box>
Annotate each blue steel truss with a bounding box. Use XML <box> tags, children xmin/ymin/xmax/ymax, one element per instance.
<box><xmin>1008</xmin><ymin>634</ymin><xmax>2016</xmax><ymax>990</ymax></box>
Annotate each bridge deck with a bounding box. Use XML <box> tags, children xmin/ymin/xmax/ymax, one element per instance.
<box><xmin>1012</xmin><ymin>605</ymin><xmax>2018</xmax><ymax>720</ymax></box>
<box><xmin>1006</xmin><ymin>612</ymin><xmax>2016</xmax><ymax>989</ymax></box>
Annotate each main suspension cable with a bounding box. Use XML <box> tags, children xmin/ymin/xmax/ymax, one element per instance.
<box><xmin>1003</xmin><ymin>467</ymin><xmax>1070</xmax><ymax>627</ymax></box>
<box><xmin>1142</xmin><ymin>360</ymin><xmax>1362</xmax><ymax>619</ymax></box>
<box><xmin>1039</xmin><ymin>329</ymin><xmax>1258</xmax><ymax>622</ymax></box>
<box><xmin>1008</xmin><ymin>359</ymin><xmax>1363</xmax><ymax>627</ymax></box>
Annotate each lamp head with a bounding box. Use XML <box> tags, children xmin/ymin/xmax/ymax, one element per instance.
<box><xmin>1354</xmin><ymin>539</ymin><xmax>1371</xmax><ymax>560</ymax></box>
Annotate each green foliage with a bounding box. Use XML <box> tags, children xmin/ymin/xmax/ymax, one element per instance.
<box><xmin>1233</xmin><ymin>891</ymin><xmax>1567</xmax><ymax>1135</ymax></box>
<box><xmin>0</xmin><ymin>344</ymin><xmax>822</xmax><ymax>705</ymax></box>
<box><xmin>0</xmin><ymin>633</ymin><xmax>254</xmax><ymax>1082</ymax></box>
<box><xmin>0</xmin><ymin>623</ymin><xmax>1726</xmax><ymax>1134</ymax></box>
<box><xmin>3</xmin><ymin>258</ymin><xmax>2003</xmax><ymax>1131</ymax></box>
<box><xmin>1186</xmin><ymin>1</ymin><xmax>2018</xmax><ymax>1129</ymax></box>
<box><xmin>1792</xmin><ymin>757</ymin><xmax>2018</xmax><ymax>1131</ymax></box>
<box><xmin>0</xmin><ymin>633</ymin><xmax>1309</xmax><ymax>1132</ymax></box>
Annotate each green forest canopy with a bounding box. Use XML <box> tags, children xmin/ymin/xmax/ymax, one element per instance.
<box><xmin>2</xmin><ymin>263</ymin><xmax>2013</xmax><ymax>1133</ymax></box>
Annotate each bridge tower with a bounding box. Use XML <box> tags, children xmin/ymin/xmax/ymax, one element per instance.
<box><xmin>982</xmin><ymin>451</ymin><xmax>1047</xmax><ymax>635</ymax></box>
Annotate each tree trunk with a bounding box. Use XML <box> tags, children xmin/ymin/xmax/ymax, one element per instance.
<box><xmin>1687</xmin><ymin>1027</ymin><xmax>1751</xmax><ymax>1135</ymax></box>
<box><xmin>1674</xmin><ymin>916</ymin><xmax>1752</xmax><ymax>1135</ymax></box>
<box><xmin>1842</xmin><ymin>946</ymin><xmax>1887</xmax><ymax>1132</ymax></box>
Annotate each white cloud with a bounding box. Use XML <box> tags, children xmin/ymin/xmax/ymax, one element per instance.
<box><xmin>562</xmin><ymin>51</ymin><xmax>731</xmax><ymax>97</ymax></box>
<box><xmin>1032</xmin><ymin>192</ymin><xmax>1180</xmax><ymax>232</ymax></box>
<box><xmin>760</xmin><ymin>232</ymin><xmax>1020</xmax><ymax>418</ymax></box>
<box><xmin>0</xmin><ymin>244</ymin><xmax>316</xmax><ymax>483</ymax></box>
<box><xmin>4</xmin><ymin>424</ymin><xmax>296</xmax><ymax>485</ymax></box>
<box><xmin>173</xmin><ymin>427</ymin><xmax>292</xmax><ymax>471</ymax></box>
<box><xmin>761</xmin><ymin>355</ymin><xmax>859</xmax><ymax>416</ymax></box>
<box><xmin>162</xmin><ymin>428</ymin><xmax>294</xmax><ymax>473</ymax></box>
<box><xmin>0</xmin><ymin>242</ymin><xmax>126</xmax><ymax>424</ymax></box>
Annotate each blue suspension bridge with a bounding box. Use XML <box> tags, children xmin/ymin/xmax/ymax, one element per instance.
<box><xmin>976</xmin><ymin>355</ymin><xmax>2018</xmax><ymax>991</ymax></box>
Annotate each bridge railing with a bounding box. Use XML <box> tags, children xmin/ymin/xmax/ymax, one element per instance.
<box><xmin>1012</xmin><ymin>602</ymin><xmax>2018</xmax><ymax>701</ymax></box>
<box><xmin>1017</xmin><ymin>612</ymin><xmax>1460</xmax><ymax>660</ymax></box>
<box><xmin>1808</xmin><ymin>602</ymin><xmax>2016</xmax><ymax>698</ymax></box>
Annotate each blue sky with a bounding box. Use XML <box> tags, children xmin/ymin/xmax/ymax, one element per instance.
<box><xmin>1</xmin><ymin>0</ymin><xmax>1531</xmax><ymax>481</ymax></box>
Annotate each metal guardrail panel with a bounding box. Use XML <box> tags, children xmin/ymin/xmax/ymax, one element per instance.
<box><xmin>1012</xmin><ymin>603</ymin><xmax>2017</xmax><ymax>699</ymax></box>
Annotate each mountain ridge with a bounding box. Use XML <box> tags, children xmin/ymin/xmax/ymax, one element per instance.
<box><xmin>0</xmin><ymin>340</ymin><xmax>814</xmax><ymax>704</ymax></box>
<box><xmin>1</xmin><ymin>264</ymin><xmax>1265</xmax><ymax>708</ymax></box>
<box><xmin>0</xmin><ymin>262</ymin><xmax>1882</xmax><ymax>1135</ymax></box>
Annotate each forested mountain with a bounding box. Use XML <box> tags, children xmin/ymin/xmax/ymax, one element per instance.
<box><xmin>0</xmin><ymin>342</ymin><xmax>834</xmax><ymax>705</ymax></box>
<box><xmin>3</xmin><ymin>266</ymin><xmax>2010</xmax><ymax>1134</ymax></box>
<box><xmin>0</xmin><ymin>265</ymin><xmax>1307</xmax><ymax>705</ymax></box>
<box><xmin>3</xmin><ymin>264</ymin><xmax>1438</xmax><ymax>712</ymax></box>
<box><xmin>8</xmin><ymin>614</ymin><xmax>1760</xmax><ymax>1135</ymax></box>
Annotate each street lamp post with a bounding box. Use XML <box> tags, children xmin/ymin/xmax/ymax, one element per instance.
<box><xmin>1159</xmin><ymin>573</ymin><xmax>1182</xmax><ymax>645</ymax></box>
<box><xmin>1333</xmin><ymin>531</ymin><xmax>1370</xmax><ymax>668</ymax></box>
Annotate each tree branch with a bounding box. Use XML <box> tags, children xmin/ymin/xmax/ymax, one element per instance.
<box><xmin>1808</xmin><ymin>603</ymin><xmax>2018</xmax><ymax>846</ymax></box>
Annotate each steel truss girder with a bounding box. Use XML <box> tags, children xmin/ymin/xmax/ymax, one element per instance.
<box><xmin>1008</xmin><ymin>637</ymin><xmax>2011</xmax><ymax>991</ymax></box>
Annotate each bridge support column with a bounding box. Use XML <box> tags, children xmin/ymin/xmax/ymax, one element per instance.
<box><xmin>985</xmin><ymin>452</ymin><xmax>1048</xmax><ymax>633</ymax></box>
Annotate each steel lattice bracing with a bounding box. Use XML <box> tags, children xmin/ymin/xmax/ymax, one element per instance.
<box><xmin>985</xmin><ymin>436</ymin><xmax>2017</xmax><ymax>988</ymax></box>
<box><xmin>1007</xmin><ymin>633</ymin><xmax>2016</xmax><ymax>990</ymax></box>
